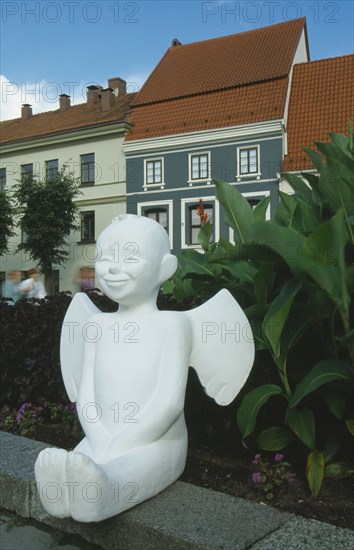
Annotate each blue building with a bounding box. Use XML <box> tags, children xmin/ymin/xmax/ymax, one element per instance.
<box><xmin>124</xmin><ymin>18</ymin><xmax>309</xmax><ymax>251</ymax></box>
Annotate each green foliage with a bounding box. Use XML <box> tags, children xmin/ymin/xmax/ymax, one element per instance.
<box><xmin>0</xmin><ymin>290</ymin><xmax>117</xmax><ymax>408</ymax></box>
<box><xmin>165</xmin><ymin>126</ymin><xmax>354</xmax><ymax>496</ymax></box>
<box><xmin>0</xmin><ymin>401</ymin><xmax>79</xmax><ymax>437</ymax></box>
<box><xmin>0</xmin><ymin>191</ymin><xmax>15</xmax><ymax>256</ymax></box>
<box><xmin>12</xmin><ymin>166</ymin><xmax>81</xmax><ymax>275</ymax></box>
<box><xmin>251</xmin><ymin>452</ymin><xmax>296</xmax><ymax>501</ymax></box>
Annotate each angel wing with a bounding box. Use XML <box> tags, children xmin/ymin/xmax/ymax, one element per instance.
<box><xmin>185</xmin><ymin>289</ymin><xmax>255</xmax><ymax>406</ymax></box>
<box><xmin>60</xmin><ymin>292</ymin><xmax>101</xmax><ymax>402</ymax></box>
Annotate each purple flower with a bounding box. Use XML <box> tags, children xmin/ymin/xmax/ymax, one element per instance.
<box><xmin>285</xmin><ymin>472</ymin><xmax>296</xmax><ymax>483</ymax></box>
<box><xmin>252</xmin><ymin>453</ymin><xmax>262</xmax><ymax>465</ymax></box>
<box><xmin>274</xmin><ymin>453</ymin><xmax>284</xmax><ymax>463</ymax></box>
<box><xmin>252</xmin><ymin>472</ymin><xmax>263</xmax><ymax>484</ymax></box>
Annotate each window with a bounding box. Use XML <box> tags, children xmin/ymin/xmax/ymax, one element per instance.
<box><xmin>81</xmin><ymin>153</ymin><xmax>95</xmax><ymax>185</ymax></box>
<box><xmin>181</xmin><ymin>197</ymin><xmax>219</xmax><ymax>248</ymax></box>
<box><xmin>21</xmin><ymin>163</ymin><xmax>33</xmax><ymax>182</ymax></box>
<box><xmin>80</xmin><ymin>267</ymin><xmax>95</xmax><ymax>291</ymax></box>
<box><xmin>237</xmin><ymin>146</ymin><xmax>260</xmax><ymax>177</ymax></box>
<box><xmin>21</xmin><ymin>229</ymin><xmax>28</xmax><ymax>244</ymax></box>
<box><xmin>0</xmin><ymin>168</ymin><xmax>6</xmax><ymax>192</ymax></box>
<box><xmin>189</xmin><ymin>152</ymin><xmax>210</xmax><ymax>184</ymax></box>
<box><xmin>80</xmin><ymin>211</ymin><xmax>95</xmax><ymax>242</ymax></box>
<box><xmin>144</xmin><ymin>159</ymin><xmax>164</xmax><ymax>188</ymax></box>
<box><xmin>46</xmin><ymin>159</ymin><xmax>58</xmax><ymax>181</ymax></box>
<box><xmin>145</xmin><ymin>208</ymin><xmax>168</xmax><ymax>230</ymax></box>
<box><xmin>189</xmin><ymin>202</ymin><xmax>213</xmax><ymax>245</ymax></box>
<box><xmin>137</xmin><ymin>200</ymin><xmax>173</xmax><ymax>248</ymax></box>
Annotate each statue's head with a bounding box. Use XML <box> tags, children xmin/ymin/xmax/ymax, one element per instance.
<box><xmin>95</xmin><ymin>214</ymin><xmax>177</xmax><ymax>305</ymax></box>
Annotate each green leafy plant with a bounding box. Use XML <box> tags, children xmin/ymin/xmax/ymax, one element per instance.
<box><xmin>0</xmin><ymin>190</ymin><xmax>15</xmax><ymax>256</ymax></box>
<box><xmin>251</xmin><ymin>452</ymin><xmax>295</xmax><ymax>501</ymax></box>
<box><xmin>165</xmin><ymin>127</ymin><xmax>354</xmax><ymax>496</ymax></box>
<box><xmin>12</xmin><ymin>165</ymin><xmax>81</xmax><ymax>292</ymax></box>
<box><xmin>0</xmin><ymin>401</ymin><xmax>79</xmax><ymax>437</ymax></box>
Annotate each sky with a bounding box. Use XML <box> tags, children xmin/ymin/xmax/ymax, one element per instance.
<box><xmin>0</xmin><ymin>0</ymin><xmax>353</xmax><ymax>120</ymax></box>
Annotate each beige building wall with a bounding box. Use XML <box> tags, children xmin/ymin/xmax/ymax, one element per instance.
<box><xmin>0</xmin><ymin>126</ymin><xmax>127</xmax><ymax>295</ymax></box>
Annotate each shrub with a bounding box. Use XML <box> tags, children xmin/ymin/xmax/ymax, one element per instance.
<box><xmin>165</xmin><ymin>127</ymin><xmax>354</xmax><ymax>495</ymax></box>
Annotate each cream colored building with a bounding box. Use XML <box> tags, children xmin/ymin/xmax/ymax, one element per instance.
<box><xmin>0</xmin><ymin>78</ymin><xmax>135</xmax><ymax>295</ymax></box>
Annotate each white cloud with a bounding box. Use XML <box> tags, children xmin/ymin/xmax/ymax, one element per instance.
<box><xmin>0</xmin><ymin>73</ymin><xmax>147</xmax><ymax>121</ymax></box>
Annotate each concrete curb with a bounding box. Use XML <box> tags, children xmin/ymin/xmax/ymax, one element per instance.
<box><xmin>1</xmin><ymin>432</ymin><xmax>353</xmax><ymax>549</ymax></box>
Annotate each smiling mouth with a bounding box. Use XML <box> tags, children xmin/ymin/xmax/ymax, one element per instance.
<box><xmin>103</xmin><ymin>276</ymin><xmax>130</xmax><ymax>286</ymax></box>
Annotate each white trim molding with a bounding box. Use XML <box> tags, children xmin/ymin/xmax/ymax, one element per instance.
<box><xmin>123</xmin><ymin>120</ymin><xmax>283</xmax><ymax>154</ymax></box>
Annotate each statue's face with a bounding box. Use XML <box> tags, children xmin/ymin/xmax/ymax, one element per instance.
<box><xmin>96</xmin><ymin>220</ymin><xmax>163</xmax><ymax>304</ymax></box>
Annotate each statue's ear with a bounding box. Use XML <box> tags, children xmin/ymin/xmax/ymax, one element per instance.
<box><xmin>159</xmin><ymin>253</ymin><xmax>178</xmax><ymax>283</ymax></box>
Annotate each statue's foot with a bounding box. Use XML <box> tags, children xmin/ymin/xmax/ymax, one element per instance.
<box><xmin>66</xmin><ymin>451</ymin><xmax>109</xmax><ymax>522</ymax></box>
<box><xmin>34</xmin><ymin>447</ymin><xmax>70</xmax><ymax>518</ymax></box>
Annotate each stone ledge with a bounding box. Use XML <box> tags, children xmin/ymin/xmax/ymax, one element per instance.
<box><xmin>1</xmin><ymin>432</ymin><xmax>353</xmax><ymax>550</ymax></box>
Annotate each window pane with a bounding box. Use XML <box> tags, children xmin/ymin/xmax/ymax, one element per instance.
<box><xmin>159</xmin><ymin>211</ymin><xmax>167</xmax><ymax>228</ymax></box>
<box><xmin>81</xmin><ymin>211</ymin><xmax>95</xmax><ymax>241</ymax></box>
<box><xmin>191</xmin><ymin>227</ymin><xmax>200</xmax><ymax>244</ymax></box>
<box><xmin>147</xmin><ymin>211</ymin><xmax>157</xmax><ymax>221</ymax></box>
<box><xmin>81</xmin><ymin>154</ymin><xmax>95</xmax><ymax>184</ymax></box>
<box><xmin>46</xmin><ymin>159</ymin><xmax>58</xmax><ymax>181</ymax></box>
<box><xmin>191</xmin><ymin>154</ymin><xmax>209</xmax><ymax>179</ymax></box>
<box><xmin>146</xmin><ymin>160</ymin><xmax>162</xmax><ymax>184</ymax></box>
<box><xmin>191</xmin><ymin>208</ymin><xmax>200</xmax><ymax>224</ymax></box>
<box><xmin>205</xmin><ymin>207</ymin><xmax>213</xmax><ymax>223</ymax></box>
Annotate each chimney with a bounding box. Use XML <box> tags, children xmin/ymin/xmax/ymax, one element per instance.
<box><xmin>21</xmin><ymin>104</ymin><xmax>33</xmax><ymax>120</ymax></box>
<box><xmin>59</xmin><ymin>94</ymin><xmax>71</xmax><ymax>112</ymax></box>
<box><xmin>108</xmin><ymin>77</ymin><xmax>126</xmax><ymax>97</ymax></box>
<box><xmin>87</xmin><ymin>85</ymin><xmax>103</xmax><ymax>104</ymax></box>
<box><xmin>101</xmin><ymin>88</ymin><xmax>115</xmax><ymax>111</ymax></box>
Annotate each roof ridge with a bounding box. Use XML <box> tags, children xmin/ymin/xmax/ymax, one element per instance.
<box><xmin>0</xmin><ymin>92</ymin><xmax>137</xmax><ymax>124</ymax></box>
<box><xmin>293</xmin><ymin>53</ymin><xmax>354</xmax><ymax>68</ymax></box>
<box><xmin>168</xmin><ymin>17</ymin><xmax>306</xmax><ymax>50</ymax></box>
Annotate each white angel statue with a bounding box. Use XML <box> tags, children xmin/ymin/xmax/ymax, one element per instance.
<box><xmin>35</xmin><ymin>214</ymin><xmax>254</xmax><ymax>522</ymax></box>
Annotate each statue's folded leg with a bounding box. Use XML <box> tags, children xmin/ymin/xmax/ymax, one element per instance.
<box><xmin>35</xmin><ymin>447</ymin><xmax>70</xmax><ymax>518</ymax></box>
<box><xmin>65</xmin><ymin>435</ymin><xmax>188</xmax><ymax>523</ymax></box>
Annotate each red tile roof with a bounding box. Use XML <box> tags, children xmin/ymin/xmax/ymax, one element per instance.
<box><xmin>127</xmin><ymin>18</ymin><xmax>307</xmax><ymax>140</ymax></box>
<box><xmin>283</xmin><ymin>55</ymin><xmax>354</xmax><ymax>171</ymax></box>
<box><xmin>134</xmin><ymin>18</ymin><xmax>306</xmax><ymax>105</ymax></box>
<box><xmin>127</xmin><ymin>78</ymin><xmax>288</xmax><ymax>140</ymax></box>
<box><xmin>0</xmin><ymin>93</ymin><xmax>136</xmax><ymax>146</ymax></box>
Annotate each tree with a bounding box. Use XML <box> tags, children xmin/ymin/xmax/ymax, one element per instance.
<box><xmin>13</xmin><ymin>166</ymin><xmax>81</xmax><ymax>292</ymax></box>
<box><xmin>0</xmin><ymin>191</ymin><xmax>15</xmax><ymax>257</ymax></box>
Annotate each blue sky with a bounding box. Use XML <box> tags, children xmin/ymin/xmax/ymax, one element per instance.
<box><xmin>1</xmin><ymin>0</ymin><xmax>353</xmax><ymax>119</ymax></box>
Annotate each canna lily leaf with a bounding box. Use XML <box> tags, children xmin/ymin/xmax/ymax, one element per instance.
<box><xmin>306</xmin><ymin>450</ymin><xmax>325</xmax><ymax>497</ymax></box>
<box><xmin>237</xmin><ymin>384</ymin><xmax>284</xmax><ymax>441</ymax></box>
<box><xmin>289</xmin><ymin>360</ymin><xmax>354</xmax><ymax>408</ymax></box>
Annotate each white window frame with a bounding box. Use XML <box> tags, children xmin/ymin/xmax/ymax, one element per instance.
<box><xmin>143</xmin><ymin>158</ymin><xmax>165</xmax><ymax>190</ymax></box>
<box><xmin>236</xmin><ymin>145</ymin><xmax>261</xmax><ymax>181</ymax></box>
<box><xmin>137</xmin><ymin>199</ymin><xmax>173</xmax><ymax>248</ymax></box>
<box><xmin>188</xmin><ymin>151</ymin><xmax>212</xmax><ymax>186</ymax></box>
<box><xmin>181</xmin><ymin>196</ymin><xmax>219</xmax><ymax>249</ymax></box>
<box><xmin>229</xmin><ymin>191</ymin><xmax>270</xmax><ymax>243</ymax></box>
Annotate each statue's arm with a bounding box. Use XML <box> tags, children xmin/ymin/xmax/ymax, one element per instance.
<box><xmin>60</xmin><ymin>293</ymin><xmax>101</xmax><ymax>402</ymax></box>
<box><xmin>106</xmin><ymin>313</ymin><xmax>191</xmax><ymax>455</ymax></box>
